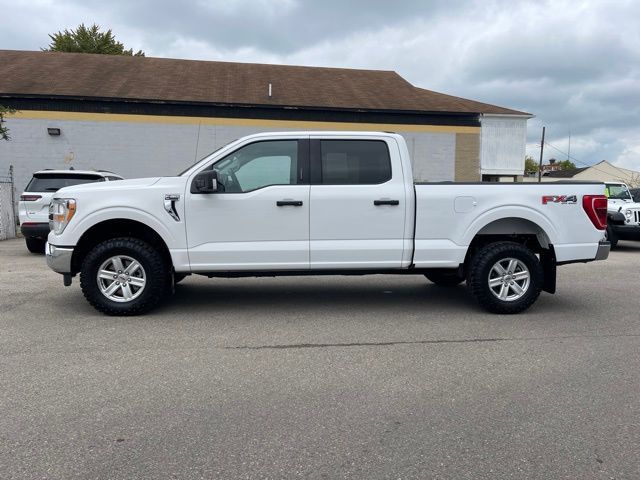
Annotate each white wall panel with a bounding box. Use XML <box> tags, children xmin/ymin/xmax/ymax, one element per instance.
<box><xmin>480</xmin><ymin>115</ymin><xmax>528</xmax><ymax>175</ymax></box>
<box><xmin>0</xmin><ymin>118</ymin><xmax>458</xmax><ymax>204</ymax></box>
<box><xmin>398</xmin><ymin>132</ymin><xmax>456</xmax><ymax>182</ymax></box>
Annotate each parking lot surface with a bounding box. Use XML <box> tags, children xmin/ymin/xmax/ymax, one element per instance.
<box><xmin>1</xmin><ymin>238</ymin><xmax>639</xmax><ymax>479</ymax></box>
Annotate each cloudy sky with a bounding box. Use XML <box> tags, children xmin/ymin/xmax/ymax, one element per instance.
<box><xmin>3</xmin><ymin>0</ymin><xmax>639</xmax><ymax>170</ymax></box>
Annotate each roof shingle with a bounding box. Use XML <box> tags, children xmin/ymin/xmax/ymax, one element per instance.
<box><xmin>0</xmin><ymin>50</ymin><xmax>529</xmax><ymax>116</ymax></box>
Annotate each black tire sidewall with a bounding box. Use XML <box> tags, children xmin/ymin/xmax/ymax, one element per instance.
<box><xmin>80</xmin><ymin>238</ymin><xmax>168</xmax><ymax>315</ymax></box>
<box><xmin>25</xmin><ymin>237</ymin><xmax>46</xmax><ymax>254</ymax></box>
<box><xmin>469</xmin><ymin>242</ymin><xmax>543</xmax><ymax>314</ymax></box>
<box><xmin>606</xmin><ymin>227</ymin><xmax>618</xmax><ymax>248</ymax></box>
<box><xmin>424</xmin><ymin>271</ymin><xmax>465</xmax><ymax>286</ymax></box>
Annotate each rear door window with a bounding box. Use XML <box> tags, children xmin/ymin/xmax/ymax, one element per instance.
<box><xmin>319</xmin><ymin>140</ymin><xmax>391</xmax><ymax>185</ymax></box>
<box><xmin>25</xmin><ymin>174</ymin><xmax>103</xmax><ymax>192</ymax></box>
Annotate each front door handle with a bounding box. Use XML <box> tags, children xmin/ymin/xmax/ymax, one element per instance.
<box><xmin>277</xmin><ymin>200</ymin><xmax>303</xmax><ymax>207</ymax></box>
<box><xmin>374</xmin><ymin>199</ymin><xmax>399</xmax><ymax>206</ymax></box>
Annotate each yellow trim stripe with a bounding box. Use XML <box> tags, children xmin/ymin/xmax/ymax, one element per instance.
<box><xmin>9</xmin><ymin>110</ymin><xmax>480</xmax><ymax>134</ymax></box>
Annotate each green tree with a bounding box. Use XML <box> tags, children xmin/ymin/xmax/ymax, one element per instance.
<box><xmin>0</xmin><ymin>105</ymin><xmax>16</xmax><ymax>141</ymax></box>
<box><xmin>557</xmin><ymin>159</ymin><xmax>577</xmax><ymax>170</ymax></box>
<box><xmin>524</xmin><ymin>155</ymin><xmax>539</xmax><ymax>174</ymax></box>
<box><xmin>43</xmin><ymin>23</ymin><xmax>144</xmax><ymax>56</ymax></box>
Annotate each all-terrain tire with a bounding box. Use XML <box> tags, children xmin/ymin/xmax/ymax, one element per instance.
<box><xmin>80</xmin><ymin>237</ymin><xmax>170</xmax><ymax>316</ymax></box>
<box><xmin>424</xmin><ymin>270</ymin><xmax>465</xmax><ymax>286</ymax></box>
<box><xmin>468</xmin><ymin>242</ymin><xmax>543</xmax><ymax>314</ymax></box>
<box><xmin>174</xmin><ymin>273</ymin><xmax>188</xmax><ymax>284</ymax></box>
<box><xmin>605</xmin><ymin>226</ymin><xmax>618</xmax><ymax>249</ymax></box>
<box><xmin>25</xmin><ymin>237</ymin><xmax>46</xmax><ymax>254</ymax></box>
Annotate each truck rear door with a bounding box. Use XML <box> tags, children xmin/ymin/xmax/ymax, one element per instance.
<box><xmin>309</xmin><ymin>136</ymin><xmax>407</xmax><ymax>269</ymax></box>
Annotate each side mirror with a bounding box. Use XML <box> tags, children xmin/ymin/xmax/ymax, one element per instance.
<box><xmin>191</xmin><ymin>170</ymin><xmax>218</xmax><ymax>194</ymax></box>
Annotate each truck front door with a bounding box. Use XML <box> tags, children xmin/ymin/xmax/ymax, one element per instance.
<box><xmin>309</xmin><ymin>137</ymin><xmax>407</xmax><ymax>269</ymax></box>
<box><xmin>185</xmin><ymin>138</ymin><xmax>310</xmax><ymax>271</ymax></box>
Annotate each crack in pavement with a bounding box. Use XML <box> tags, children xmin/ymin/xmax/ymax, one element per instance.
<box><xmin>224</xmin><ymin>333</ymin><xmax>640</xmax><ymax>350</ymax></box>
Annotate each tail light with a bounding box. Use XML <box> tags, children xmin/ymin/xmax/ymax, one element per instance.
<box><xmin>20</xmin><ymin>194</ymin><xmax>42</xmax><ymax>201</ymax></box>
<box><xmin>582</xmin><ymin>195</ymin><xmax>607</xmax><ymax>230</ymax></box>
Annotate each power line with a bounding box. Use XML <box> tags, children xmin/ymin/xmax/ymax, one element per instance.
<box><xmin>543</xmin><ymin>141</ymin><xmax>634</xmax><ymax>180</ymax></box>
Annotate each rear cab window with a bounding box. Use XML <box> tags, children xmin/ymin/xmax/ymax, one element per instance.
<box><xmin>25</xmin><ymin>174</ymin><xmax>104</xmax><ymax>192</ymax></box>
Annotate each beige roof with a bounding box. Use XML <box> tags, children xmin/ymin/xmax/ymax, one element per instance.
<box><xmin>0</xmin><ymin>50</ymin><xmax>529</xmax><ymax>116</ymax></box>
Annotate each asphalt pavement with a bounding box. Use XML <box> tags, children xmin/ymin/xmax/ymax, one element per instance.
<box><xmin>1</xmin><ymin>237</ymin><xmax>639</xmax><ymax>479</ymax></box>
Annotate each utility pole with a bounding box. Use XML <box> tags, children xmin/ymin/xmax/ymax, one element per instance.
<box><xmin>537</xmin><ymin>126</ymin><xmax>546</xmax><ymax>183</ymax></box>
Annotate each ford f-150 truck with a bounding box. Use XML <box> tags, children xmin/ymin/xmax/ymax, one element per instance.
<box><xmin>45</xmin><ymin>131</ymin><xmax>610</xmax><ymax>316</ymax></box>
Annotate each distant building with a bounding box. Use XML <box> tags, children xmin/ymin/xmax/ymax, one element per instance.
<box><xmin>541</xmin><ymin>158</ymin><xmax>562</xmax><ymax>173</ymax></box>
<box><xmin>523</xmin><ymin>160</ymin><xmax>640</xmax><ymax>185</ymax></box>
<box><xmin>0</xmin><ymin>50</ymin><xmax>532</xmax><ymax>195</ymax></box>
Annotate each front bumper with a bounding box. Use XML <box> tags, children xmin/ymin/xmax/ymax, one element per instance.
<box><xmin>20</xmin><ymin>222</ymin><xmax>50</xmax><ymax>239</ymax></box>
<box><xmin>595</xmin><ymin>240</ymin><xmax>610</xmax><ymax>261</ymax></box>
<box><xmin>46</xmin><ymin>242</ymin><xmax>74</xmax><ymax>274</ymax></box>
<box><xmin>610</xmin><ymin>223</ymin><xmax>640</xmax><ymax>241</ymax></box>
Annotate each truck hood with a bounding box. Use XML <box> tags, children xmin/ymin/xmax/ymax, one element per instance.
<box><xmin>608</xmin><ymin>200</ymin><xmax>640</xmax><ymax>213</ymax></box>
<box><xmin>55</xmin><ymin>177</ymin><xmax>162</xmax><ymax>196</ymax></box>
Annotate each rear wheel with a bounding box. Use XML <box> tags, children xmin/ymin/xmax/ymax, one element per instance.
<box><xmin>25</xmin><ymin>237</ymin><xmax>46</xmax><ymax>254</ymax></box>
<box><xmin>424</xmin><ymin>270</ymin><xmax>465</xmax><ymax>286</ymax></box>
<box><xmin>605</xmin><ymin>226</ymin><xmax>618</xmax><ymax>249</ymax></box>
<box><xmin>174</xmin><ymin>273</ymin><xmax>187</xmax><ymax>284</ymax></box>
<box><xmin>468</xmin><ymin>242</ymin><xmax>543</xmax><ymax>314</ymax></box>
<box><xmin>80</xmin><ymin>237</ymin><xmax>170</xmax><ymax>316</ymax></box>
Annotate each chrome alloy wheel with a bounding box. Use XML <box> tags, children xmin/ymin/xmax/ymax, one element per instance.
<box><xmin>487</xmin><ymin>257</ymin><xmax>530</xmax><ymax>302</ymax></box>
<box><xmin>96</xmin><ymin>255</ymin><xmax>146</xmax><ymax>303</ymax></box>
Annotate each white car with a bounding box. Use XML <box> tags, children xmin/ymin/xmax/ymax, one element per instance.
<box><xmin>45</xmin><ymin>131</ymin><xmax>609</xmax><ymax>315</ymax></box>
<box><xmin>604</xmin><ymin>182</ymin><xmax>640</xmax><ymax>247</ymax></box>
<box><xmin>19</xmin><ymin>169</ymin><xmax>123</xmax><ymax>253</ymax></box>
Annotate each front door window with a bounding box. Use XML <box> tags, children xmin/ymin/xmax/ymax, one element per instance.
<box><xmin>213</xmin><ymin>140</ymin><xmax>299</xmax><ymax>193</ymax></box>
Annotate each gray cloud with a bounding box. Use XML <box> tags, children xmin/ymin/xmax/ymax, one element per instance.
<box><xmin>3</xmin><ymin>0</ymin><xmax>639</xmax><ymax>170</ymax></box>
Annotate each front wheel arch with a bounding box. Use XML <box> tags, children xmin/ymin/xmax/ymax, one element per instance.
<box><xmin>72</xmin><ymin>219</ymin><xmax>173</xmax><ymax>274</ymax></box>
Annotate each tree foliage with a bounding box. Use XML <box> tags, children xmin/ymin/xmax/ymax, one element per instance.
<box><xmin>43</xmin><ymin>23</ymin><xmax>144</xmax><ymax>56</ymax></box>
<box><xmin>0</xmin><ymin>105</ymin><xmax>16</xmax><ymax>141</ymax></box>
<box><xmin>524</xmin><ymin>155</ymin><xmax>539</xmax><ymax>173</ymax></box>
<box><xmin>557</xmin><ymin>159</ymin><xmax>577</xmax><ymax>170</ymax></box>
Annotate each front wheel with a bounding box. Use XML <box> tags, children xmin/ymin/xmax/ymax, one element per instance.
<box><xmin>424</xmin><ymin>270</ymin><xmax>465</xmax><ymax>286</ymax></box>
<box><xmin>468</xmin><ymin>242</ymin><xmax>543</xmax><ymax>314</ymax></box>
<box><xmin>80</xmin><ymin>238</ymin><xmax>170</xmax><ymax>316</ymax></box>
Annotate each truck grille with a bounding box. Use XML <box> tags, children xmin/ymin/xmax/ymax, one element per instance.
<box><xmin>634</xmin><ymin>209</ymin><xmax>640</xmax><ymax>224</ymax></box>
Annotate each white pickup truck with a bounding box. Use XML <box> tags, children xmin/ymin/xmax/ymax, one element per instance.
<box><xmin>46</xmin><ymin>131</ymin><xmax>610</xmax><ymax>316</ymax></box>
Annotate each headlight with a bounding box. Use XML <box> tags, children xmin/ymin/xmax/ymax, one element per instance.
<box><xmin>625</xmin><ymin>209</ymin><xmax>632</xmax><ymax>218</ymax></box>
<box><xmin>49</xmin><ymin>198</ymin><xmax>76</xmax><ymax>234</ymax></box>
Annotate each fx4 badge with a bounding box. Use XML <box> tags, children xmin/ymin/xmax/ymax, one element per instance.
<box><xmin>542</xmin><ymin>195</ymin><xmax>577</xmax><ymax>205</ymax></box>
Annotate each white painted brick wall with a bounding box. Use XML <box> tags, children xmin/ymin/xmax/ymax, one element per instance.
<box><xmin>0</xmin><ymin>117</ymin><xmax>457</xmax><ymax>203</ymax></box>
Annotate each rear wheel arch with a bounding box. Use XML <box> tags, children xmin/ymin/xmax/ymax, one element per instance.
<box><xmin>463</xmin><ymin>218</ymin><xmax>557</xmax><ymax>295</ymax></box>
<box><xmin>464</xmin><ymin>218</ymin><xmax>551</xmax><ymax>266</ymax></box>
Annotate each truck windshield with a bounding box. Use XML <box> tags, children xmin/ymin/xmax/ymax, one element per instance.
<box><xmin>177</xmin><ymin>140</ymin><xmax>236</xmax><ymax>176</ymax></box>
<box><xmin>605</xmin><ymin>184</ymin><xmax>632</xmax><ymax>200</ymax></box>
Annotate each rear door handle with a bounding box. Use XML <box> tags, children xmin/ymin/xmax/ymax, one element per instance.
<box><xmin>277</xmin><ymin>200</ymin><xmax>303</xmax><ymax>207</ymax></box>
<box><xmin>374</xmin><ymin>199</ymin><xmax>400</xmax><ymax>206</ymax></box>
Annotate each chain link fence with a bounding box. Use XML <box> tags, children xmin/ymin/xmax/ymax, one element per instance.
<box><xmin>0</xmin><ymin>166</ymin><xmax>17</xmax><ymax>240</ymax></box>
